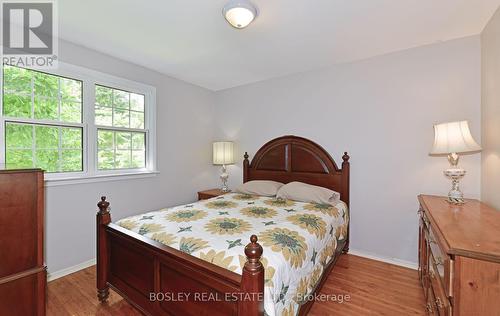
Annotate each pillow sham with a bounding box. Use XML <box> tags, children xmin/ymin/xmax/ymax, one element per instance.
<box><xmin>276</xmin><ymin>181</ymin><xmax>340</xmax><ymax>205</ymax></box>
<box><xmin>235</xmin><ymin>180</ymin><xmax>284</xmax><ymax>197</ymax></box>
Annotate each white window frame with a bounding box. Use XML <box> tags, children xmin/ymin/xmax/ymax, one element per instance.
<box><xmin>0</xmin><ymin>62</ymin><xmax>158</xmax><ymax>186</ymax></box>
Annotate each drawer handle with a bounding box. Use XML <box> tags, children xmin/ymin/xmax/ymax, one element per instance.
<box><xmin>426</xmin><ymin>303</ymin><xmax>434</xmax><ymax>313</ymax></box>
<box><xmin>436</xmin><ymin>298</ymin><xmax>444</xmax><ymax>309</ymax></box>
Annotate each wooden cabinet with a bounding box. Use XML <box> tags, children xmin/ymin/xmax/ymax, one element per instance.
<box><xmin>418</xmin><ymin>195</ymin><xmax>500</xmax><ymax>316</ymax></box>
<box><xmin>0</xmin><ymin>168</ymin><xmax>46</xmax><ymax>315</ymax></box>
<box><xmin>197</xmin><ymin>188</ymin><xmax>229</xmax><ymax>200</ymax></box>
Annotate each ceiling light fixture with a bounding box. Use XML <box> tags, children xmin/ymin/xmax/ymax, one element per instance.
<box><xmin>222</xmin><ymin>0</ymin><xmax>257</xmax><ymax>29</ymax></box>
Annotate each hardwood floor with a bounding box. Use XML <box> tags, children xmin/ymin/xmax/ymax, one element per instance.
<box><xmin>309</xmin><ymin>255</ymin><xmax>425</xmax><ymax>315</ymax></box>
<box><xmin>47</xmin><ymin>254</ymin><xmax>425</xmax><ymax>315</ymax></box>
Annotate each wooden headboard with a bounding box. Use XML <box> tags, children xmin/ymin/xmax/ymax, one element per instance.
<box><xmin>243</xmin><ymin>135</ymin><xmax>350</xmax><ymax>207</ymax></box>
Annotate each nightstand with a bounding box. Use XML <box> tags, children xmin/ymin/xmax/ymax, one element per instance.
<box><xmin>197</xmin><ymin>189</ymin><xmax>229</xmax><ymax>200</ymax></box>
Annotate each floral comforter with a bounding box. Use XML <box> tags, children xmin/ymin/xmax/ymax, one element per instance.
<box><xmin>116</xmin><ymin>193</ymin><xmax>349</xmax><ymax>316</ymax></box>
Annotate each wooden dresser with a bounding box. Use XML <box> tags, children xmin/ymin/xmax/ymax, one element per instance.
<box><xmin>418</xmin><ymin>195</ymin><xmax>500</xmax><ymax>316</ymax></box>
<box><xmin>0</xmin><ymin>168</ymin><xmax>46</xmax><ymax>315</ymax></box>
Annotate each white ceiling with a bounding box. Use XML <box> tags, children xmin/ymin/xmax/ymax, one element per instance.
<box><xmin>59</xmin><ymin>0</ymin><xmax>500</xmax><ymax>91</ymax></box>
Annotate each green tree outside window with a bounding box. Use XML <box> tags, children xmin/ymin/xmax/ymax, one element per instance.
<box><xmin>3</xmin><ymin>65</ymin><xmax>83</xmax><ymax>172</ymax></box>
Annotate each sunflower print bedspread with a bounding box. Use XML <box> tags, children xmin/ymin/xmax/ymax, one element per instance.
<box><xmin>116</xmin><ymin>193</ymin><xmax>349</xmax><ymax>316</ymax></box>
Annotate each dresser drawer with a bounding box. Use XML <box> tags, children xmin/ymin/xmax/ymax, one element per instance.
<box><xmin>427</xmin><ymin>226</ymin><xmax>446</xmax><ymax>265</ymax></box>
<box><xmin>425</xmin><ymin>286</ymin><xmax>439</xmax><ymax>315</ymax></box>
<box><xmin>429</xmin><ymin>252</ymin><xmax>452</xmax><ymax>316</ymax></box>
<box><xmin>420</xmin><ymin>208</ymin><xmax>431</xmax><ymax>230</ymax></box>
<box><xmin>419</xmin><ymin>217</ymin><xmax>429</xmax><ymax>293</ymax></box>
<box><xmin>0</xmin><ymin>268</ymin><xmax>46</xmax><ymax>315</ymax></box>
<box><xmin>425</xmin><ymin>223</ymin><xmax>453</xmax><ymax>298</ymax></box>
<box><xmin>0</xmin><ymin>172</ymin><xmax>42</xmax><ymax>277</ymax></box>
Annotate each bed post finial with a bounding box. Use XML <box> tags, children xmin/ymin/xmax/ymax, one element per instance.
<box><xmin>240</xmin><ymin>235</ymin><xmax>264</xmax><ymax>315</ymax></box>
<box><xmin>245</xmin><ymin>235</ymin><xmax>263</xmax><ymax>270</ymax></box>
<box><xmin>98</xmin><ymin>196</ymin><xmax>110</xmax><ymax>214</ymax></box>
<box><xmin>342</xmin><ymin>152</ymin><xmax>350</xmax><ymax>163</ymax></box>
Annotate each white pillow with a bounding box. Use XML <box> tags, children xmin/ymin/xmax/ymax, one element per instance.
<box><xmin>277</xmin><ymin>181</ymin><xmax>340</xmax><ymax>205</ymax></box>
<box><xmin>235</xmin><ymin>180</ymin><xmax>284</xmax><ymax>197</ymax></box>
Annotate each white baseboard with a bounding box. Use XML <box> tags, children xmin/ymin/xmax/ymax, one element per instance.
<box><xmin>47</xmin><ymin>258</ymin><xmax>96</xmax><ymax>282</ymax></box>
<box><xmin>348</xmin><ymin>249</ymin><xmax>418</xmax><ymax>270</ymax></box>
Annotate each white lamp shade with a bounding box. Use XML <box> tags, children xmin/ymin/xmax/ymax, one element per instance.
<box><xmin>213</xmin><ymin>142</ymin><xmax>235</xmax><ymax>165</ymax></box>
<box><xmin>430</xmin><ymin>121</ymin><xmax>481</xmax><ymax>155</ymax></box>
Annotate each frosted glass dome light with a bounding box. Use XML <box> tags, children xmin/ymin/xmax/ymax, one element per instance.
<box><xmin>223</xmin><ymin>0</ymin><xmax>257</xmax><ymax>29</ymax></box>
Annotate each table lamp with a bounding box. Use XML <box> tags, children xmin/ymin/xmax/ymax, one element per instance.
<box><xmin>213</xmin><ymin>141</ymin><xmax>235</xmax><ymax>192</ymax></box>
<box><xmin>430</xmin><ymin>121</ymin><xmax>481</xmax><ymax>204</ymax></box>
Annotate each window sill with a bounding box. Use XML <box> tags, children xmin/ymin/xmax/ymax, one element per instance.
<box><xmin>44</xmin><ymin>170</ymin><xmax>159</xmax><ymax>187</ymax></box>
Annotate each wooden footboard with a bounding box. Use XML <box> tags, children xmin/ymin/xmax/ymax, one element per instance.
<box><xmin>96</xmin><ymin>197</ymin><xmax>264</xmax><ymax>316</ymax></box>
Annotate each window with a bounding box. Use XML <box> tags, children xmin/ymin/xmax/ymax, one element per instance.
<box><xmin>0</xmin><ymin>63</ymin><xmax>157</xmax><ymax>183</ymax></box>
<box><xmin>5</xmin><ymin>123</ymin><xmax>83</xmax><ymax>172</ymax></box>
<box><xmin>3</xmin><ymin>65</ymin><xmax>83</xmax><ymax>172</ymax></box>
<box><xmin>95</xmin><ymin>85</ymin><xmax>146</xmax><ymax>170</ymax></box>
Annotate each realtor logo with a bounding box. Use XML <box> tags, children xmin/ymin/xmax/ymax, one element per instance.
<box><xmin>1</xmin><ymin>1</ymin><xmax>58</xmax><ymax>68</ymax></box>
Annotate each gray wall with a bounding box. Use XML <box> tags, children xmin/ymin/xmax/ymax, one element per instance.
<box><xmin>214</xmin><ymin>36</ymin><xmax>482</xmax><ymax>264</ymax></box>
<box><xmin>46</xmin><ymin>40</ymin><xmax>218</xmax><ymax>274</ymax></box>
<box><xmin>481</xmin><ymin>7</ymin><xmax>500</xmax><ymax>210</ymax></box>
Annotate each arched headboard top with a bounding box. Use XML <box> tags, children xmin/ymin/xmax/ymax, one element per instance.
<box><xmin>243</xmin><ymin>135</ymin><xmax>350</xmax><ymax>207</ymax></box>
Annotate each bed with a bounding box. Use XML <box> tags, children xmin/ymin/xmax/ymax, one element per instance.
<box><xmin>96</xmin><ymin>135</ymin><xmax>350</xmax><ymax>316</ymax></box>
